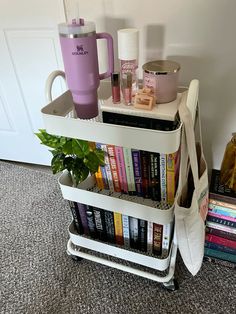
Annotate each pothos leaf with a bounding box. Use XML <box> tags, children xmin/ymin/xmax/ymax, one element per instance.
<box><xmin>51</xmin><ymin>153</ymin><xmax>65</xmax><ymax>174</ymax></box>
<box><xmin>84</xmin><ymin>152</ymin><xmax>101</xmax><ymax>173</ymax></box>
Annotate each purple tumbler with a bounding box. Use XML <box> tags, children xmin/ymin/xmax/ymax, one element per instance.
<box><xmin>58</xmin><ymin>20</ymin><xmax>114</xmax><ymax>119</ymax></box>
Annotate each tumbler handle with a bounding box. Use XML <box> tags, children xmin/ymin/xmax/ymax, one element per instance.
<box><xmin>96</xmin><ymin>32</ymin><xmax>114</xmax><ymax>80</ymax></box>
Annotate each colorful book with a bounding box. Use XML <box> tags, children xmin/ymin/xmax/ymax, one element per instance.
<box><xmin>208</xmin><ymin>203</ymin><xmax>236</xmax><ymax>218</ymax></box>
<box><xmin>131</xmin><ymin>149</ymin><xmax>143</xmax><ymax>197</ymax></box>
<box><xmin>147</xmin><ymin>222</ymin><xmax>153</xmax><ymax>254</ymax></box>
<box><xmin>95</xmin><ymin>166</ymin><xmax>104</xmax><ymax>189</ymax></box>
<box><xmin>205</xmin><ymin>241</ymin><xmax>236</xmax><ymax>255</ymax></box>
<box><xmin>113</xmin><ymin>212</ymin><xmax>124</xmax><ymax>245</ymax></box>
<box><xmin>115</xmin><ymin>146</ymin><xmax>128</xmax><ymax>193</ymax></box>
<box><xmin>209</xmin><ymin>198</ymin><xmax>236</xmax><ymax>211</ymax></box>
<box><xmin>122</xmin><ymin>215</ymin><xmax>130</xmax><ymax>247</ymax></box>
<box><xmin>138</xmin><ymin>219</ymin><xmax>147</xmax><ymax>252</ymax></box>
<box><xmin>205</xmin><ymin>233</ymin><xmax>236</xmax><ymax>249</ymax></box>
<box><xmin>129</xmin><ymin>216</ymin><xmax>139</xmax><ymax>249</ymax></box>
<box><xmin>160</xmin><ymin>154</ymin><xmax>167</xmax><ymax>203</ymax></box>
<box><xmin>107</xmin><ymin>145</ymin><xmax>121</xmax><ymax>192</ymax></box>
<box><xmin>104</xmin><ymin>210</ymin><xmax>115</xmax><ymax>243</ymax></box>
<box><xmin>210</xmin><ymin>169</ymin><xmax>236</xmax><ymax>205</ymax></box>
<box><xmin>153</xmin><ymin>223</ymin><xmax>163</xmax><ymax>256</ymax></box>
<box><xmin>77</xmin><ymin>202</ymin><xmax>89</xmax><ymax>235</ymax></box>
<box><xmin>100</xmin><ymin>144</ymin><xmax>114</xmax><ymax>192</ymax></box>
<box><xmin>93</xmin><ymin>207</ymin><xmax>107</xmax><ymax>241</ymax></box>
<box><xmin>149</xmin><ymin>152</ymin><xmax>161</xmax><ymax>201</ymax></box>
<box><xmin>166</xmin><ymin>150</ymin><xmax>180</xmax><ymax>205</ymax></box>
<box><xmin>96</xmin><ymin>143</ymin><xmax>109</xmax><ymax>189</ymax></box>
<box><xmin>140</xmin><ymin>150</ymin><xmax>150</xmax><ymax>198</ymax></box>
<box><xmin>123</xmin><ymin>147</ymin><xmax>136</xmax><ymax>194</ymax></box>
<box><xmin>86</xmin><ymin>206</ymin><xmax>97</xmax><ymax>239</ymax></box>
<box><xmin>207</xmin><ymin>212</ymin><xmax>236</xmax><ymax>228</ymax></box>
<box><xmin>68</xmin><ymin>201</ymin><xmax>83</xmax><ymax>234</ymax></box>
<box><xmin>206</xmin><ymin>221</ymin><xmax>236</xmax><ymax>234</ymax></box>
<box><xmin>204</xmin><ymin>247</ymin><xmax>236</xmax><ymax>264</ymax></box>
<box><xmin>206</xmin><ymin>226</ymin><xmax>236</xmax><ymax>241</ymax></box>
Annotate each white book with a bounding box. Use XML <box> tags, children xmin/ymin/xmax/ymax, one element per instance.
<box><xmin>123</xmin><ymin>147</ymin><xmax>136</xmax><ymax>193</ymax></box>
<box><xmin>147</xmin><ymin>221</ymin><xmax>153</xmax><ymax>254</ymax></box>
<box><xmin>129</xmin><ymin>217</ymin><xmax>139</xmax><ymax>244</ymax></box>
<box><xmin>122</xmin><ymin>215</ymin><xmax>130</xmax><ymax>247</ymax></box>
<box><xmin>160</xmin><ymin>154</ymin><xmax>167</xmax><ymax>202</ymax></box>
<box><xmin>162</xmin><ymin>222</ymin><xmax>173</xmax><ymax>257</ymax></box>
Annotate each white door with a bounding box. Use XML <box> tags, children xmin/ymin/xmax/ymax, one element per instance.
<box><xmin>0</xmin><ymin>0</ymin><xmax>66</xmax><ymax>165</ymax></box>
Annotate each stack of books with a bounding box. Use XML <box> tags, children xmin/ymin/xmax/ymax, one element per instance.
<box><xmin>204</xmin><ymin>169</ymin><xmax>236</xmax><ymax>264</ymax></box>
<box><xmin>68</xmin><ymin>201</ymin><xmax>174</xmax><ymax>258</ymax></box>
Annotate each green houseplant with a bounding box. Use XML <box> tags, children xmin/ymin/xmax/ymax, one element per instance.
<box><xmin>35</xmin><ymin>129</ymin><xmax>105</xmax><ymax>187</ymax></box>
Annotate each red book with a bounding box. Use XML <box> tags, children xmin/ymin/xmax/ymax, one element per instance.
<box><xmin>205</xmin><ymin>233</ymin><xmax>236</xmax><ymax>249</ymax></box>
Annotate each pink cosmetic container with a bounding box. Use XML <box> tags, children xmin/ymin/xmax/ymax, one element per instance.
<box><xmin>142</xmin><ymin>60</ymin><xmax>180</xmax><ymax>104</ymax></box>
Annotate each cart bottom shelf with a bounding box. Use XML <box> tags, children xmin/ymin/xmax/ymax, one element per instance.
<box><xmin>67</xmin><ymin>222</ymin><xmax>178</xmax><ymax>286</ymax></box>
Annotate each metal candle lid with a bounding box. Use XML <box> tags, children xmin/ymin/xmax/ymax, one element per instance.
<box><xmin>142</xmin><ymin>60</ymin><xmax>180</xmax><ymax>75</ymax></box>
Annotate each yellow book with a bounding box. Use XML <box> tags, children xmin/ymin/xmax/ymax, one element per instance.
<box><xmin>95</xmin><ymin>166</ymin><xmax>104</xmax><ymax>189</ymax></box>
<box><xmin>113</xmin><ymin>212</ymin><xmax>124</xmax><ymax>245</ymax></box>
<box><xmin>166</xmin><ymin>151</ymin><xmax>180</xmax><ymax>205</ymax></box>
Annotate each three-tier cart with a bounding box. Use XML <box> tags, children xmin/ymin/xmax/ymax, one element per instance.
<box><xmin>41</xmin><ymin>78</ymin><xmax>199</xmax><ymax>291</ymax></box>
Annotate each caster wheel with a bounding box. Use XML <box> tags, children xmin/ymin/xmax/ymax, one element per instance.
<box><xmin>162</xmin><ymin>278</ymin><xmax>179</xmax><ymax>291</ymax></box>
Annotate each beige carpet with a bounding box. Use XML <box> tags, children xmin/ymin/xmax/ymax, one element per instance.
<box><xmin>0</xmin><ymin>160</ymin><xmax>235</xmax><ymax>314</ymax></box>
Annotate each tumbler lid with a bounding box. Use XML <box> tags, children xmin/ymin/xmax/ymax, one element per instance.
<box><xmin>58</xmin><ymin>21</ymin><xmax>95</xmax><ymax>37</ymax></box>
<box><xmin>118</xmin><ymin>28</ymin><xmax>139</xmax><ymax>61</ymax></box>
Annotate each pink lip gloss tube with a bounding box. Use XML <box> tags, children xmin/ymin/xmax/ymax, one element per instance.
<box><xmin>111</xmin><ymin>72</ymin><xmax>121</xmax><ymax>104</ymax></box>
<box><xmin>122</xmin><ymin>72</ymin><xmax>132</xmax><ymax>105</ymax></box>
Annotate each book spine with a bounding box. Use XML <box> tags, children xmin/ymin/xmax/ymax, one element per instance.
<box><xmin>209</xmin><ymin>198</ymin><xmax>236</xmax><ymax>210</ymax></box>
<box><xmin>68</xmin><ymin>201</ymin><xmax>83</xmax><ymax>234</ymax></box>
<box><xmin>208</xmin><ymin>203</ymin><xmax>236</xmax><ymax>217</ymax></box>
<box><xmin>160</xmin><ymin>154</ymin><xmax>167</xmax><ymax>203</ymax></box>
<box><xmin>166</xmin><ymin>151</ymin><xmax>179</xmax><ymax>205</ymax></box>
<box><xmin>140</xmin><ymin>150</ymin><xmax>150</xmax><ymax>198</ymax></box>
<box><xmin>122</xmin><ymin>215</ymin><xmax>130</xmax><ymax>248</ymax></box>
<box><xmin>149</xmin><ymin>152</ymin><xmax>161</xmax><ymax>201</ymax></box>
<box><xmin>153</xmin><ymin>223</ymin><xmax>163</xmax><ymax>256</ymax></box>
<box><xmin>205</xmin><ymin>241</ymin><xmax>236</xmax><ymax>255</ymax></box>
<box><xmin>123</xmin><ymin>147</ymin><xmax>136</xmax><ymax>194</ymax></box>
<box><xmin>204</xmin><ymin>247</ymin><xmax>236</xmax><ymax>263</ymax></box>
<box><xmin>96</xmin><ymin>143</ymin><xmax>109</xmax><ymax>189</ymax></box>
<box><xmin>86</xmin><ymin>206</ymin><xmax>97</xmax><ymax>238</ymax></box>
<box><xmin>147</xmin><ymin>222</ymin><xmax>153</xmax><ymax>254</ymax></box>
<box><xmin>162</xmin><ymin>222</ymin><xmax>173</xmax><ymax>257</ymax></box>
<box><xmin>93</xmin><ymin>207</ymin><xmax>107</xmax><ymax>241</ymax></box>
<box><xmin>107</xmin><ymin>145</ymin><xmax>121</xmax><ymax>192</ymax></box>
<box><xmin>113</xmin><ymin>212</ymin><xmax>124</xmax><ymax>245</ymax></box>
<box><xmin>207</xmin><ymin>212</ymin><xmax>236</xmax><ymax>226</ymax></box>
<box><xmin>95</xmin><ymin>166</ymin><xmax>104</xmax><ymax>189</ymax></box>
<box><xmin>115</xmin><ymin>146</ymin><xmax>128</xmax><ymax>193</ymax></box>
<box><xmin>138</xmin><ymin>219</ymin><xmax>147</xmax><ymax>252</ymax></box>
<box><xmin>129</xmin><ymin>217</ymin><xmax>139</xmax><ymax>249</ymax></box>
<box><xmin>206</xmin><ymin>221</ymin><xmax>236</xmax><ymax>234</ymax></box>
<box><xmin>104</xmin><ymin>210</ymin><xmax>115</xmax><ymax>243</ymax></box>
<box><xmin>131</xmin><ymin>149</ymin><xmax>143</xmax><ymax>197</ymax></box>
<box><xmin>205</xmin><ymin>233</ymin><xmax>236</xmax><ymax>249</ymax></box>
<box><xmin>77</xmin><ymin>202</ymin><xmax>89</xmax><ymax>235</ymax></box>
<box><xmin>100</xmin><ymin>144</ymin><xmax>114</xmax><ymax>192</ymax></box>
<box><xmin>206</xmin><ymin>226</ymin><xmax>236</xmax><ymax>241</ymax></box>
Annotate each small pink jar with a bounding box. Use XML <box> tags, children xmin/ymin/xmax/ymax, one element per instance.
<box><xmin>142</xmin><ymin>60</ymin><xmax>180</xmax><ymax>104</ymax></box>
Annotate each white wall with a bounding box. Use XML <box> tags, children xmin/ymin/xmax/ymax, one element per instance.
<box><xmin>65</xmin><ymin>0</ymin><xmax>236</xmax><ymax>170</ymax></box>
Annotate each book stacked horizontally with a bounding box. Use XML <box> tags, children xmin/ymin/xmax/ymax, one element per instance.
<box><xmin>205</xmin><ymin>169</ymin><xmax>236</xmax><ymax>264</ymax></box>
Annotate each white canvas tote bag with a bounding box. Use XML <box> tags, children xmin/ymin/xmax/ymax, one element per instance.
<box><xmin>175</xmin><ymin>90</ymin><xmax>208</xmax><ymax>276</ymax></box>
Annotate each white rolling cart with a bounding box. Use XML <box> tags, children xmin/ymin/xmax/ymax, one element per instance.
<box><xmin>41</xmin><ymin>78</ymin><xmax>199</xmax><ymax>291</ymax></box>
